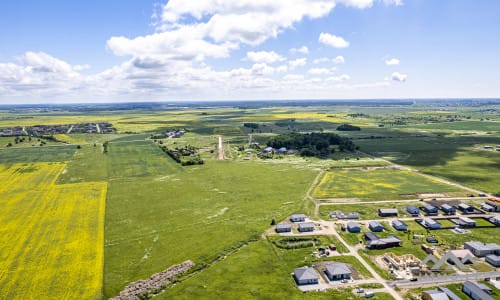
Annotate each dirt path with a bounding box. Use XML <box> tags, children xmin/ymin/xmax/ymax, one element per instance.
<box><xmin>217</xmin><ymin>135</ymin><xmax>225</xmax><ymax>160</ymax></box>
<box><xmin>306</xmin><ymin>170</ymin><xmax>325</xmax><ymax>218</ymax></box>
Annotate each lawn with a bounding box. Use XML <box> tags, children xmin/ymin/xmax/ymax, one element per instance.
<box><xmin>312</xmin><ymin>169</ymin><xmax>465</xmax><ymax>201</ymax></box>
<box><xmin>103</xmin><ymin>159</ymin><xmax>318</xmax><ymax>297</ymax></box>
<box><xmin>0</xmin><ymin>162</ymin><xmax>106</xmax><ymax>299</ymax></box>
<box><xmin>0</xmin><ymin>144</ymin><xmax>76</xmax><ymax>163</ymax></box>
<box><xmin>160</xmin><ymin>240</ymin><xmax>391</xmax><ymax>299</ymax></box>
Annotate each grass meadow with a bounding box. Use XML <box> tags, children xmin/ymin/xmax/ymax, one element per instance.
<box><xmin>0</xmin><ymin>162</ymin><xmax>106</xmax><ymax>299</ymax></box>
<box><xmin>312</xmin><ymin>169</ymin><xmax>465</xmax><ymax>200</ymax></box>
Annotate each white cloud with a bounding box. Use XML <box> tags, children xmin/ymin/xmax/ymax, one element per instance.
<box><xmin>318</xmin><ymin>33</ymin><xmax>350</xmax><ymax>48</ymax></box>
<box><xmin>333</xmin><ymin>56</ymin><xmax>345</xmax><ymax>64</ymax></box>
<box><xmin>391</xmin><ymin>71</ymin><xmax>407</xmax><ymax>82</ymax></box>
<box><xmin>290</xmin><ymin>46</ymin><xmax>309</xmax><ymax>54</ymax></box>
<box><xmin>313</xmin><ymin>56</ymin><xmax>345</xmax><ymax>64</ymax></box>
<box><xmin>385</xmin><ymin>58</ymin><xmax>400</xmax><ymax>65</ymax></box>
<box><xmin>288</xmin><ymin>58</ymin><xmax>307</xmax><ymax>69</ymax></box>
<box><xmin>326</xmin><ymin>74</ymin><xmax>350</xmax><ymax>81</ymax></box>
<box><xmin>337</xmin><ymin>0</ymin><xmax>374</xmax><ymax>9</ymax></box>
<box><xmin>246</xmin><ymin>51</ymin><xmax>285</xmax><ymax>63</ymax></box>
<box><xmin>308</xmin><ymin>67</ymin><xmax>335</xmax><ymax>75</ymax></box>
<box><xmin>383</xmin><ymin>0</ymin><xmax>403</xmax><ymax>6</ymax></box>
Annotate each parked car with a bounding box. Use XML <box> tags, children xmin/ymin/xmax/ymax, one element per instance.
<box><xmin>410</xmin><ymin>278</ymin><xmax>418</xmax><ymax>282</ymax></box>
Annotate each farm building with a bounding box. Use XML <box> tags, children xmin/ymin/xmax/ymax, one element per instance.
<box><xmin>485</xmin><ymin>255</ymin><xmax>500</xmax><ymax>267</ymax></box>
<box><xmin>368</xmin><ymin>221</ymin><xmax>384</xmax><ymax>232</ymax></box>
<box><xmin>346</xmin><ymin>221</ymin><xmax>361</xmax><ymax>233</ymax></box>
<box><xmin>366</xmin><ymin>236</ymin><xmax>401</xmax><ymax>249</ymax></box>
<box><xmin>324</xmin><ymin>263</ymin><xmax>351</xmax><ymax>281</ymax></box>
<box><xmin>276</xmin><ymin>147</ymin><xmax>287</xmax><ymax>154</ymax></box>
<box><xmin>293</xmin><ymin>267</ymin><xmax>319</xmax><ymax>285</ymax></box>
<box><xmin>462</xmin><ymin>281</ymin><xmax>494</xmax><ymax>300</ymax></box>
<box><xmin>464</xmin><ymin>241</ymin><xmax>500</xmax><ymax>257</ymax></box>
<box><xmin>440</xmin><ymin>204</ymin><xmax>456</xmax><ymax>215</ymax></box>
<box><xmin>298</xmin><ymin>222</ymin><xmax>315</xmax><ymax>232</ymax></box>
<box><xmin>421</xmin><ymin>290</ymin><xmax>449</xmax><ymax>300</ymax></box>
<box><xmin>392</xmin><ymin>220</ymin><xmax>408</xmax><ymax>231</ymax></box>
<box><xmin>458</xmin><ymin>217</ymin><xmax>476</xmax><ymax>227</ymax></box>
<box><xmin>378</xmin><ymin>208</ymin><xmax>398</xmax><ymax>217</ymax></box>
<box><xmin>423</xmin><ymin>205</ymin><xmax>438</xmax><ymax>216</ymax></box>
<box><xmin>489</xmin><ymin>215</ymin><xmax>500</xmax><ymax>226</ymax></box>
<box><xmin>437</xmin><ymin>287</ymin><xmax>462</xmax><ymax>300</ymax></box>
<box><xmin>275</xmin><ymin>224</ymin><xmax>292</xmax><ymax>233</ymax></box>
<box><xmin>422</xmin><ymin>218</ymin><xmax>441</xmax><ymax>229</ymax></box>
<box><xmin>407</xmin><ymin>205</ymin><xmax>420</xmax><ymax>216</ymax></box>
<box><xmin>458</xmin><ymin>203</ymin><xmax>474</xmax><ymax>214</ymax></box>
<box><xmin>290</xmin><ymin>214</ymin><xmax>306</xmax><ymax>222</ymax></box>
<box><xmin>364</xmin><ymin>232</ymin><xmax>380</xmax><ymax>242</ymax></box>
<box><xmin>262</xmin><ymin>147</ymin><xmax>273</xmax><ymax>154</ymax></box>
<box><xmin>481</xmin><ymin>202</ymin><xmax>496</xmax><ymax>212</ymax></box>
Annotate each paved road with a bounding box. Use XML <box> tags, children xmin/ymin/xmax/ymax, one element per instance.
<box><xmin>391</xmin><ymin>271</ymin><xmax>500</xmax><ymax>288</ymax></box>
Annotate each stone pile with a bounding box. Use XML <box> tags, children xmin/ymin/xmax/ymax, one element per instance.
<box><xmin>110</xmin><ymin>260</ymin><xmax>195</xmax><ymax>300</ymax></box>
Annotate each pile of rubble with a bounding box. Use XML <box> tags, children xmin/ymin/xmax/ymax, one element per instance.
<box><xmin>110</xmin><ymin>260</ymin><xmax>195</xmax><ymax>300</ymax></box>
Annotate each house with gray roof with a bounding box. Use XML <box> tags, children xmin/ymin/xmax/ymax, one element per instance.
<box><xmin>324</xmin><ymin>263</ymin><xmax>351</xmax><ymax>281</ymax></box>
<box><xmin>422</xmin><ymin>218</ymin><xmax>441</xmax><ymax>229</ymax></box>
<box><xmin>346</xmin><ymin>221</ymin><xmax>361</xmax><ymax>233</ymax></box>
<box><xmin>378</xmin><ymin>208</ymin><xmax>398</xmax><ymax>217</ymax></box>
<box><xmin>458</xmin><ymin>216</ymin><xmax>476</xmax><ymax>227</ymax></box>
<box><xmin>481</xmin><ymin>202</ymin><xmax>496</xmax><ymax>212</ymax></box>
<box><xmin>421</xmin><ymin>290</ymin><xmax>449</xmax><ymax>300</ymax></box>
<box><xmin>298</xmin><ymin>222</ymin><xmax>315</xmax><ymax>232</ymax></box>
<box><xmin>440</xmin><ymin>204</ymin><xmax>456</xmax><ymax>215</ymax></box>
<box><xmin>407</xmin><ymin>205</ymin><xmax>420</xmax><ymax>216</ymax></box>
<box><xmin>423</xmin><ymin>204</ymin><xmax>438</xmax><ymax>216</ymax></box>
<box><xmin>462</xmin><ymin>281</ymin><xmax>494</xmax><ymax>300</ymax></box>
<box><xmin>368</xmin><ymin>221</ymin><xmax>384</xmax><ymax>232</ymax></box>
<box><xmin>464</xmin><ymin>241</ymin><xmax>500</xmax><ymax>257</ymax></box>
<box><xmin>294</xmin><ymin>267</ymin><xmax>319</xmax><ymax>285</ymax></box>
<box><xmin>458</xmin><ymin>203</ymin><xmax>474</xmax><ymax>214</ymax></box>
<box><xmin>485</xmin><ymin>255</ymin><xmax>500</xmax><ymax>267</ymax></box>
<box><xmin>392</xmin><ymin>220</ymin><xmax>408</xmax><ymax>231</ymax></box>
<box><xmin>290</xmin><ymin>214</ymin><xmax>306</xmax><ymax>222</ymax></box>
<box><xmin>437</xmin><ymin>286</ymin><xmax>462</xmax><ymax>300</ymax></box>
<box><xmin>485</xmin><ymin>201</ymin><xmax>500</xmax><ymax>212</ymax></box>
<box><xmin>366</xmin><ymin>236</ymin><xmax>401</xmax><ymax>249</ymax></box>
<box><xmin>275</xmin><ymin>223</ymin><xmax>292</xmax><ymax>233</ymax></box>
<box><xmin>489</xmin><ymin>215</ymin><xmax>500</xmax><ymax>226</ymax></box>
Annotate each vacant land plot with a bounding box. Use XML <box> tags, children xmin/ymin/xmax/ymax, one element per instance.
<box><xmin>319</xmin><ymin>201</ymin><xmax>421</xmax><ymax>220</ymax></box>
<box><xmin>0</xmin><ymin>162</ymin><xmax>106</xmax><ymax>299</ymax></box>
<box><xmin>0</xmin><ymin>145</ymin><xmax>76</xmax><ymax>163</ymax></box>
<box><xmin>312</xmin><ymin>169</ymin><xmax>465</xmax><ymax>201</ymax></box>
<box><xmin>104</xmin><ymin>160</ymin><xmax>318</xmax><ymax>297</ymax></box>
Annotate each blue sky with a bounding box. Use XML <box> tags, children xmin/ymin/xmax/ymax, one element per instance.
<box><xmin>0</xmin><ymin>0</ymin><xmax>499</xmax><ymax>103</ymax></box>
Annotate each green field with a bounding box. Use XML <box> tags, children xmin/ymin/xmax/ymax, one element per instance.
<box><xmin>312</xmin><ymin>169</ymin><xmax>466</xmax><ymax>200</ymax></box>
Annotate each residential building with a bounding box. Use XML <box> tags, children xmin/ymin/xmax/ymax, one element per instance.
<box><xmin>275</xmin><ymin>223</ymin><xmax>292</xmax><ymax>233</ymax></box>
<box><xmin>378</xmin><ymin>208</ymin><xmax>398</xmax><ymax>217</ymax></box>
<box><xmin>422</xmin><ymin>218</ymin><xmax>441</xmax><ymax>229</ymax></box>
<box><xmin>485</xmin><ymin>255</ymin><xmax>500</xmax><ymax>267</ymax></box>
<box><xmin>392</xmin><ymin>220</ymin><xmax>408</xmax><ymax>231</ymax></box>
<box><xmin>262</xmin><ymin>147</ymin><xmax>273</xmax><ymax>154</ymax></box>
<box><xmin>366</xmin><ymin>236</ymin><xmax>401</xmax><ymax>249</ymax></box>
<box><xmin>423</xmin><ymin>205</ymin><xmax>438</xmax><ymax>216</ymax></box>
<box><xmin>324</xmin><ymin>263</ymin><xmax>351</xmax><ymax>281</ymax></box>
<box><xmin>407</xmin><ymin>205</ymin><xmax>420</xmax><ymax>216</ymax></box>
<box><xmin>481</xmin><ymin>202</ymin><xmax>496</xmax><ymax>212</ymax></box>
<box><xmin>290</xmin><ymin>214</ymin><xmax>306</xmax><ymax>222</ymax></box>
<box><xmin>462</xmin><ymin>281</ymin><xmax>494</xmax><ymax>300</ymax></box>
<box><xmin>440</xmin><ymin>204</ymin><xmax>456</xmax><ymax>215</ymax></box>
<box><xmin>298</xmin><ymin>222</ymin><xmax>315</xmax><ymax>232</ymax></box>
<box><xmin>368</xmin><ymin>221</ymin><xmax>384</xmax><ymax>232</ymax></box>
<box><xmin>364</xmin><ymin>232</ymin><xmax>379</xmax><ymax>242</ymax></box>
<box><xmin>489</xmin><ymin>216</ymin><xmax>500</xmax><ymax>226</ymax></box>
<box><xmin>421</xmin><ymin>290</ymin><xmax>449</xmax><ymax>300</ymax></box>
<box><xmin>485</xmin><ymin>201</ymin><xmax>500</xmax><ymax>212</ymax></box>
<box><xmin>458</xmin><ymin>203</ymin><xmax>474</xmax><ymax>214</ymax></box>
<box><xmin>464</xmin><ymin>241</ymin><xmax>500</xmax><ymax>257</ymax></box>
<box><xmin>293</xmin><ymin>267</ymin><xmax>319</xmax><ymax>285</ymax></box>
<box><xmin>458</xmin><ymin>217</ymin><xmax>476</xmax><ymax>227</ymax></box>
<box><xmin>437</xmin><ymin>287</ymin><xmax>462</xmax><ymax>300</ymax></box>
<box><xmin>347</xmin><ymin>221</ymin><xmax>361</xmax><ymax>233</ymax></box>
<box><xmin>276</xmin><ymin>147</ymin><xmax>287</xmax><ymax>154</ymax></box>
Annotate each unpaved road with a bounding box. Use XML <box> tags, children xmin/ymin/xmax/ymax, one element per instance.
<box><xmin>218</xmin><ymin>135</ymin><xmax>225</xmax><ymax>160</ymax></box>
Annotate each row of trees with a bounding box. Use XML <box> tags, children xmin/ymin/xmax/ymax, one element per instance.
<box><xmin>160</xmin><ymin>145</ymin><xmax>204</xmax><ymax>166</ymax></box>
<box><xmin>266</xmin><ymin>132</ymin><xmax>358</xmax><ymax>158</ymax></box>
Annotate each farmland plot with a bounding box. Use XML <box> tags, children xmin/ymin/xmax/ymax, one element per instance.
<box><xmin>0</xmin><ymin>162</ymin><xmax>106</xmax><ymax>299</ymax></box>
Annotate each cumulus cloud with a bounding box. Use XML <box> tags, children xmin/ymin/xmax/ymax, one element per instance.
<box><xmin>290</xmin><ymin>46</ymin><xmax>309</xmax><ymax>54</ymax></box>
<box><xmin>308</xmin><ymin>67</ymin><xmax>335</xmax><ymax>75</ymax></box>
<box><xmin>246</xmin><ymin>51</ymin><xmax>285</xmax><ymax>63</ymax></box>
<box><xmin>318</xmin><ymin>33</ymin><xmax>350</xmax><ymax>48</ymax></box>
<box><xmin>385</xmin><ymin>58</ymin><xmax>400</xmax><ymax>65</ymax></box>
<box><xmin>391</xmin><ymin>71</ymin><xmax>407</xmax><ymax>82</ymax></box>
<box><xmin>313</xmin><ymin>56</ymin><xmax>345</xmax><ymax>64</ymax></box>
<box><xmin>288</xmin><ymin>58</ymin><xmax>307</xmax><ymax>69</ymax></box>
<box><xmin>326</xmin><ymin>74</ymin><xmax>350</xmax><ymax>81</ymax></box>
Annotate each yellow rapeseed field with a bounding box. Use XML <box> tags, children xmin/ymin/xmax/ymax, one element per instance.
<box><xmin>0</xmin><ymin>162</ymin><xmax>106</xmax><ymax>299</ymax></box>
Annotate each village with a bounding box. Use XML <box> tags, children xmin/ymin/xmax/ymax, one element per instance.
<box><xmin>0</xmin><ymin>122</ymin><xmax>116</xmax><ymax>136</ymax></box>
<box><xmin>269</xmin><ymin>199</ymin><xmax>500</xmax><ymax>300</ymax></box>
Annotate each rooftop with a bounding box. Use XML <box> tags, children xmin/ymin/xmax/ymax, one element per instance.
<box><xmin>325</xmin><ymin>263</ymin><xmax>351</xmax><ymax>276</ymax></box>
